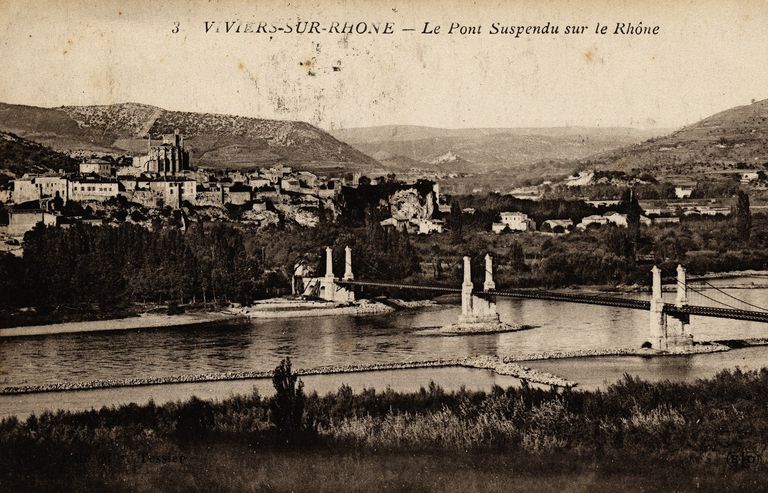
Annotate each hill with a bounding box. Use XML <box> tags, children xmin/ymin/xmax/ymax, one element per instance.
<box><xmin>330</xmin><ymin>125</ymin><xmax>667</xmax><ymax>186</ymax></box>
<box><xmin>332</xmin><ymin>125</ymin><xmax>665</xmax><ymax>144</ymax></box>
<box><xmin>0</xmin><ymin>131</ymin><xmax>79</xmax><ymax>176</ymax></box>
<box><xmin>578</xmin><ymin>99</ymin><xmax>768</xmax><ymax>175</ymax></box>
<box><xmin>0</xmin><ymin>102</ymin><xmax>381</xmax><ymax>173</ymax></box>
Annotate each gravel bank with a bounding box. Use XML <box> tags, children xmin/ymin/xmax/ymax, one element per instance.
<box><xmin>415</xmin><ymin>322</ymin><xmax>535</xmax><ymax>336</ymax></box>
<box><xmin>241</xmin><ymin>299</ymin><xmax>395</xmax><ymax>319</ymax></box>
<box><xmin>387</xmin><ymin>299</ymin><xmax>439</xmax><ymax>308</ymax></box>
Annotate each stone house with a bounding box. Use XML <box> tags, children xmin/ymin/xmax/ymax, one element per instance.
<box><xmin>6</xmin><ymin>208</ymin><xmax>58</xmax><ymax>236</ymax></box>
<box><xmin>492</xmin><ymin>212</ymin><xmax>536</xmax><ymax>233</ymax></box>
<box><xmin>68</xmin><ymin>178</ymin><xmax>120</xmax><ymax>202</ymax></box>
<box><xmin>79</xmin><ymin>158</ymin><xmax>112</xmax><ymax>176</ymax></box>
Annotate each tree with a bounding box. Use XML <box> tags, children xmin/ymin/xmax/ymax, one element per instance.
<box><xmin>620</xmin><ymin>188</ymin><xmax>641</xmax><ymax>228</ymax></box>
<box><xmin>269</xmin><ymin>358</ymin><xmax>307</xmax><ymax>435</ymax></box>
<box><xmin>505</xmin><ymin>240</ymin><xmax>525</xmax><ymax>271</ymax></box>
<box><xmin>736</xmin><ymin>190</ymin><xmax>752</xmax><ymax>241</ymax></box>
<box><xmin>604</xmin><ymin>228</ymin><xmax>634</xmax><ymax>259</ymax></box>
<box><xmin>620</xmin><ymin>188</ymin><xmax>642</xmax><ymax>257</ymax></box>
<box><xmin>449</xmin><ymin>201</ymin><xmax>463</xmax><ymax>244</ymax></box>
<box><xmin>175</xmin><ymin>396</ymin><xmax>215</xmax><ymax>438</ymax></box>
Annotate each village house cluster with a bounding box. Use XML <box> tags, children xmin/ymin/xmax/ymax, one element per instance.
<box><xmin>0</xmin><ymin>131</ymin><xmax>354</xmax><ymax>242</ymax></box>
<box><xmin>489</xmin><ymin>202</ymin><xmax>730</xmax><ymax>235</ymax></box>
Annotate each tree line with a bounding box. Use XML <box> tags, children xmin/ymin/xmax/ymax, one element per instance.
<box><xmin>0</xmin><ymin>222</ymin><xmax>268</xmax><ymax>309</ymax></box>
<box><xmin>0</xmin><ymin>215</ymin><xmax>422</xmax><ymax>314</ymax></box>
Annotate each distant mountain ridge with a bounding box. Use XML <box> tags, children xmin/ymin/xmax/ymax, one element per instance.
<box><xmin>5</xmin><ymin>98</ymin><xmax>765</xmax><ymax>184</ymax></box>
<box><xmin>332</xmin><ymin>125</ymin><xmax>666</xmax><ymax>144</ymax></box>
<box><xmin>330</xmin><ymin>124</ymin><xmax>668</xmax><ymax>185</ymax></box>
<box><xmin>333</xmin><ymin>99</ymin><xmax>768</xmax><ymax>185</ymax></box>
<box><xmin>0</xmin><ymin>102</ymin><xmax>381</xmax><ymax>172</ymax></box>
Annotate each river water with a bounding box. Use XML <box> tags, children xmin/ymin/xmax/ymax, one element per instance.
<box><xmin>2</xmin><ymin>277</ymin><xmax>768</xmax><ymax>418</ymax></box>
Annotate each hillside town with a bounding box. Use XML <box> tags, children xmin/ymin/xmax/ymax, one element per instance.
<box><xmin>1</xmin><ymin>128</ymin><xmax>761</xmax><ymax>258</ymax></box>
<box><xmin>0</xmin><ymin>131</ymin><xmax>360</xmax><ymax>248</ymax></box>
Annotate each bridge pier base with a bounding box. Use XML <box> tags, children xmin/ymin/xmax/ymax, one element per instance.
<box><xmin>457</xmin><ymin>256</ymin><xmax>501</xmax><ymax>325</ymax></box>
<box><xmin>458</xmin><ymin>293</ymin><xmax>501</xmax><ymax>325</ymax></box>
<box><xmin>649</xmin><ymin>265</ymin><xmax>693</xmax><ymax>350</ymax></box>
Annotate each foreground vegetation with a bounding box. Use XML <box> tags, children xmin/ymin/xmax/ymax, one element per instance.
<box><xmin>2</xmin><ymin>360</ymin><xmax>768</xmax><ymax>491</ymax></box>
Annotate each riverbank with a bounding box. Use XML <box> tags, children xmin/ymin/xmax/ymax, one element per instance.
<box><xmin>688</xmin><ymin>269</ymin><xmax>768</xmax><ymax>281</ymax></box>
<box><xmin>0</xmin><ymin>297</ymin><xmax>427</xmax><ymax>337</ymax></box>
<box><xmin>237</xmin><ymin>297</ymin><xmax>440</xmax><ymax>319</ymax></box>
<box><xmin>0</xmin><ymin>312</ymin><xmax>249</xmax><ymax>338</ymax></box>
<box><xmin>551</xmin><ymin>269</ymin><xmax>768</xmax><ymax>294</ymax></box>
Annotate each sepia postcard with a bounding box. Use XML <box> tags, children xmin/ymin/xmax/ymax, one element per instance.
<box><xmin>1</xmin><ymin>0</ymin><xmax>768</xmax><ymax>491</ymax></box>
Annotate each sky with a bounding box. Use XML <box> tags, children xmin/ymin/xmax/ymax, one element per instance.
<box><xmin>0</xmin><ymin>0</ymin><xmax>767</xmax><ymax>131</ymax></box>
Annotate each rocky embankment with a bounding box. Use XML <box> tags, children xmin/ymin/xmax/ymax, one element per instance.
<box><xmin>387</xmin><ymin>299</ymin><xmax>439</xmax><ymax>309</ymax></box>
<box><xmin>0</xmin><ymin>343</ymin><xmax>736</xmax><ymax>395</ymax></box>
<box><xmin>505</xmin><ymin>342</ymin><xmax>730</xmax><ymax>362</ymax></box>
<box><xmin>460</xmin><ymin>356</ymin><xmax>571</xmax><ymax>387</ymax></box>
<box><xmin>713</xmin><ymin>338</ymin><xmax>768</xmax><ymax>349</ymax></box>
<box><xmin>0</xmin><ymin>356</ymin><xmax>572</xmax><ymax>395</ymax></box>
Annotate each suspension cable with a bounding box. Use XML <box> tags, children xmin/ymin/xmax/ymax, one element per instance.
<box><xmin>695</xmin><ymin>279</ymin><xmax>768</xmax><ymax>312</ymax></box>
<box><xmin>663</xmin><ymin>266</ymin><xmax>762</xmax><ymax>312</ymax></box>
<box><xmin>676</xmin><ymin>279</ymin><xmax>745</xmax><ymax>311</ymax></box>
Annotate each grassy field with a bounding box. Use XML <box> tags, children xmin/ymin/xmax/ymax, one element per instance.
<box><xmin>13</xmin><ymin>447</ymin><xmax>762</xmax><ymax>493</ymax></box>
<box><xmin>3</xmin><ymin>362</ymin><xmax>768</xmax><ymax>492</ymax></box>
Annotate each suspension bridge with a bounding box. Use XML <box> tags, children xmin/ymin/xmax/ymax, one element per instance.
<box><xmin>297</xmin><ymin>246</ymin><xmax>768</xmax><ymax>350</ymax></box>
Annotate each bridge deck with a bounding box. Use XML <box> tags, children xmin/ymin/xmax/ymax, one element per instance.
<box><xmin>338</xmin><ymin>280</ymin><xmax>461</xmax><ymax>293</ymax></box>
<box><xmin>486</xmin><ymin>288</ymin><xmax>650</xmax><ymax>310</ymax></box>
<box><xmin>338</xmin><ymin>280</ymin><xmax>768</xmax><ymax>322</ymax></box>
<box><xmin>671</xmin><ymin>305</ymin><xmax>768</xmax><ymax>323</ymax></box>
<box><xmin>338</xmin><ymin>280</ymin><xmax>649</xmax><ymax>310</ymax></box>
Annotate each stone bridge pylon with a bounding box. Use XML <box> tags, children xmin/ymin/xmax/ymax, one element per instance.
<box><xmin>319</xmin><ymin>246</ymin><xmax>356</xmax><ymax>303</ymax></box>
<box><xmin>294</xmin><ymin>247</ymin><xmax>356</xmax><ymax>303</ymax></box>
<box><xmin>649</xmin><ymin>264</ymin><xmax>693</xmax><ymax>350</ymax></box>
<box><xmin>458</xmin><ymin>255</ymin><xmax>501</xmax><ymax>325</ymax></box>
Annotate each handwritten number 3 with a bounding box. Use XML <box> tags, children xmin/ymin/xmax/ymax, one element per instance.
<box><xmin>172</xmin><ymin>22</ymin><xmax>180</xmax><ymax>34</ymax></box>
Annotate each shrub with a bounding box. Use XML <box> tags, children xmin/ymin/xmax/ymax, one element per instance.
<box><xmin>175</xmin><ymin>396</ymin><xmax>215</xmax><ymax>438</ymax></box>
<box><xmin>166</xmin><ymin>301</ymin><xmax>184</xmax><ymax>315</ymax></box>
<box><xmin>269</xmin><ymin>358</ymin><xmax>309</xmax><ymax>435</ymax></box>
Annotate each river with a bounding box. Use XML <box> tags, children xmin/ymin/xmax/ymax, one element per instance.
<box><xmin>2</xmin><ymin>276</ymin><xmax>768</xmax><ymax>418</ymax></box>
